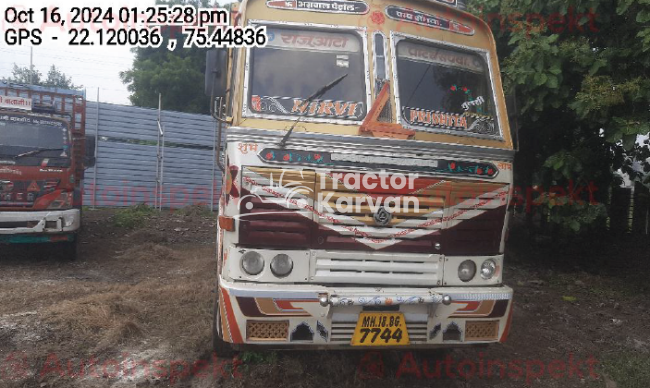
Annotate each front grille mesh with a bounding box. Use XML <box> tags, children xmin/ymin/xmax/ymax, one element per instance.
<box><xmin>465</xmin><ymin>320</ymin><xmax>499</xmax><ymax>341</ymax></box>
<box><xmin>246</xmin><ymin>320</ymin><xmax>289</xmax><ymax>341</ymax></box>
<box><xmin>312</xmin><ymin>251</ymin><xmax>440</xmax><ymax>286</ymax></box>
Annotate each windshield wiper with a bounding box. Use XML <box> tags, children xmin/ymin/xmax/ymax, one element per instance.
<box><xmin>279</xmin><ymin>73</ymin><xmax>349</xmax><ymax>148</ymax></box>
<box><xmin>13</xmin><ymin>148</ymin><xmax>65</xmax><ymax>159</ymax></box>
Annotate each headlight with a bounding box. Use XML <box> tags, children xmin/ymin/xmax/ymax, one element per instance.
<box><xmin>458</xmin><ymin>260</ymin><xmax>476</xmax><ymax>282</ymax></box>
<box><xmin>481</xmin><ymin>259</ymin><xmax>497</xmax><ymax>280</ymax></box>
<box><xmin>47</xmin><ymin>191</ymin><xmax>73</xmax><ymax>209</ymax></box>
<box><xmin>270</xmin><ymin>254</ymin><xmax>293</xmax><ymax>278</ymax></box>
<box><xmin>241</xmin><ymin>251</ymin><xmax>264</xmax><ymax>275</ymax></box>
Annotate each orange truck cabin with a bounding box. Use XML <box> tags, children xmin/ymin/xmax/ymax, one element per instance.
<box><xmin>206</xmin><ymin>0</ymin><xmax>514</xmax><ymax>351</ymax></box>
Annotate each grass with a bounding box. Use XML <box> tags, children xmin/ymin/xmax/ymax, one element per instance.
<box><xmin>601</xmin><ymin>353</ymin><xmax>650</xmax><ymax>388</ymax></box>
<box><xmin>112</xmin><ymin>203</ymin><xmax>157</xmax><ymax>228</ymax></box>
<box><xmin>239</xmin><ymin>351</ymin><xmax>278</xmax><ymax>365</ymax></box>
<box><xmin>174</xmin><ymin>204</ymin><xmax>215</xmax><ymax>218</ymax></box>
<box><xmin>547</xmin><ymin>272</ymin><xmax>641</xmax><ymax>299</ymax></box>
<box><xmin>42</xmin><ymin>253</ymin><xmax>214</xmax><ymax>355</ymax></box>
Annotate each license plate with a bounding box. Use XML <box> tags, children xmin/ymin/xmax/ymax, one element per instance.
<box><xmin>351</xmin><ymin>312</ymin><xmax>409</xmax><ymax>346</ymax></box>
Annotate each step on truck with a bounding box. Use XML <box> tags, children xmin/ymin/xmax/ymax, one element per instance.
<box><xmin>0</xmin><ymin>82</ymin><xmax>91</xmax><ymax>260</ymax></box>
<box><xmin>206</xmin><ymin>0</ymin><xmax>515</xmax><ymax>351</ymax></box>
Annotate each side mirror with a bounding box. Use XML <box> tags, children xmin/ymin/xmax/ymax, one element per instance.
<box><xmin>505</xmin><ymin>92</ymin><xmax>520</xmax><ymax>152</ymax></box>
<box><xmin>84</xmin><ymin>136</ymin><xmax>96</xmax><ymax>169</ymax></box>
<box><xmin>205</xmin><ymin>48</ymin><xmax>228</xmax><ymax>99</ymax></box>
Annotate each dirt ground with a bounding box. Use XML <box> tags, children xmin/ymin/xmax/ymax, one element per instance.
<box><xmin>1</xmin><ymin>208</ymin><xmax>649</xmax><ymax>388</ymax></box>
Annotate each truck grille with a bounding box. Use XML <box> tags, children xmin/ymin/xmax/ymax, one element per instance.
<box><xmin>312</xmin><ymin>250</ymin><xmax>440</xmax><ymax>286</ymax></box>
<box><xmin>239</xmin><ymin>167</ymin><xmax>509</xmax><ymax>263</ymax></box>
<box><xmin>315</xmin><ymin>172</ymin><xmax>447</xmax><ymax>253</ymax></box>
<box><xmin>240</xmin><ymin>168</ymin><xmax>315</xmax><ymax>248</ymax></box>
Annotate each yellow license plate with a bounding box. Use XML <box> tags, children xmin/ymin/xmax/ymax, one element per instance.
<box><xmin>351</xmin><ymin>312</ymin><xmax>410</xmax><ymax>346</ymax></box>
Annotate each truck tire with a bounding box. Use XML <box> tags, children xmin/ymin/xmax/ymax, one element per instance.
<box><xmin>212</xmin><ymin>285</ymin><xmax>235</xmax><ymax>358</ymax></box>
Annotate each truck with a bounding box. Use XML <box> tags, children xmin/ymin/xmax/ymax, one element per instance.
<box><xmin>0</xmin><ymin>82</ymin><xmax>89</xmax><ymax>260</ymax></box>
<box><xmin>206</xmin><ymin>0</ymin><xmax>515</xmax><ymax>352</ymax></box>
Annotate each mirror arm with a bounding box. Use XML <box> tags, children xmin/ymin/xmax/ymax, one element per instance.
<box><xmin>208</xmin><ymin>69</ymin><xmax>226</xmax><ymax>172</ymax></box>
<box><xmin>211</xmin><ymin>97</ymin><xmax>226</xmax><ymax>173</ymax></box>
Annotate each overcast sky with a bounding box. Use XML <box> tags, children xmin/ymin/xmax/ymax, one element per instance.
<box><xmin>0</xmin><ymin>0</ymin><xmax>647</xmax><ymax>151</ymax></box>
<box><xmin>0</xmin><ymin>0</ymin><xmax>167</xmax><ymax>105</ymax></box>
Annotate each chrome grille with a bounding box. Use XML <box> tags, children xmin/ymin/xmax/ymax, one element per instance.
<box><xmin>312</xmin><ymin>250</ymin><xmax>440</xmax><ymax>286</ymax></box>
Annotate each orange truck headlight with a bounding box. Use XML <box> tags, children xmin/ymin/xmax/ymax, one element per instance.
<box><xmin>47</xmin><ymin>191</ymin><xmax>73</xmax><ymax>210</ymax></box>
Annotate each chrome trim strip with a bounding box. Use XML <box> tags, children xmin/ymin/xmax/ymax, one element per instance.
<box><xmin>372</xmin><ymin>31</ymin><xmax>389</xmax><ymax>94</ymax></box>
<box><xmin>227</xmin><ymin>126</ymin><xmax>515</xmax><ymax>161</ymax></box>
<box><xmin>389</xmin><ymin>31</ymin><xmax>505</xmax><ymax>142</ymax></box>
<box><xmin>242</xmin><ymin>20</ymin><xmax>372</xmax><ymax>126</ymax></box>
<box><xmin>329</xmin><ymin>294</ymin><xmax>446</xmax><ymax>306</ymax></box>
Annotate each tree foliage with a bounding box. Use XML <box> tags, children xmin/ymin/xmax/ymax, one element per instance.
<box><xmin>2</xmin><ymin>64</ymin><xmax>81</xmax><ymax>90</ymax></box>
<box><xmin>472</xmin><ymin>0</ymin><xmax>650</xmax><ymax>233</ymax></box>
<box><xmin>120</xmin><ymin>0</ymin><xmax>217</xmax><ymax>114</ymax></box>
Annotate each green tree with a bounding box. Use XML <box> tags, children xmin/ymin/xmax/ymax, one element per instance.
<box><xmin>43</xmin><ymin>65</ymin><xmax>80</xmax><ymax>89</ymax></box>
<box><xmin>2</xmin><ymin>64</ymin><xmax>42</xmax><ymax>85</ymax></box>
<box><xmin>2</xmin><ymin>64</ymin><xmax>81</xmax><ymax>89</ymax></box>
<box><xmin>471</xmin><ymin>0</ymin><xmax>650</xmax><ymax>234</ymax></box>
<box><xmin>120</xmin><ymin>0</ymin><xmax>218</xmax><ymax>114</ymax></box>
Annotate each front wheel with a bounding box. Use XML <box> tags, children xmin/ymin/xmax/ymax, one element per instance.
<box><xmin>212</xmin><ymin>285</ymin><xmax>235</xmax><ymax>358</ymax></box>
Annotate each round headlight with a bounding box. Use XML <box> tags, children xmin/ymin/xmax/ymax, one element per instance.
<box><xmin>458</xmin><ymin>260</ymin><xmax>477</xmax><ymax>282</ymax></box>
<box><xmin>270</xmin><ymin>254</ymin><xmax>293</xmax><ymax>278</ymax></box>
<box><xmin>481</xmin><ymin>259</ymin><xmax>497</xmax><ymax>280</ymax></box>
<box><xmin>241</xmin><ymin>251</ymin><xmax>264</xmax><ymax>275</ymax></box>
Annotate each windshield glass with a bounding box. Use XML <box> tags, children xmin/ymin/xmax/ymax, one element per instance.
<box><xmin>396</xmin><ymin>40</ymin><xmax>500</xmax><ymax>137</ymax></box>
<box><xmin>248</xmin><ymin>27</ymin><xmax>367</xmax><ymax>121</ymax></box>
<box><xmin>0</xmin><ymin>113</ymin><xmax>70</xmax><ymax>166</ymax></box>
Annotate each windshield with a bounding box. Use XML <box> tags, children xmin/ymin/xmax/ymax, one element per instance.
<box><xmin>0</xmin><ymin>113</ymin><xmax>71</xmax><ymax>166</ymax></box>
<box><xmin>248</xmin><ymin>27</ymin><xmax>367</xmax><ymax>121</ymax></box>
<box><xmin>396</xmin><ymin>40</ymin><xmax>500</xmax><ymax>138</ymax></box>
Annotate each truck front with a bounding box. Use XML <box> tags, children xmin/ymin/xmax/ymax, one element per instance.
<box><xmin>0</xmin><ymin>87</ymin><xmax>83</xmax><ymax>255</ymax></box>
<box><xmin>213</xmin><ymin>0</ymin><xmax>514</xmax><ymax>349</ymax></box>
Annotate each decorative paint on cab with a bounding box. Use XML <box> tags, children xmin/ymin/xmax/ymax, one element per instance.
<box><xmin>251</xmin><ymin>95</ymin><xmax>364</xmax><ymax>120</ymax></box>
<box><xmin>385</xmin><ymin>6</ymin><xmax>475</xmax><ymax>36</ymax></box>
<box><xmin>257</xmin><ymin>148</ymin><xmax>498</xmax><ymax>178</ymax></box>
<box><xmin>403</xmin><ymin>107</ymin><xmax>497</xmax><ymax>136</ymax></box>
<box><xmin>266</xmin><ymin>0</ymin><xmax>369</xmax><ymax>15</ymax></box>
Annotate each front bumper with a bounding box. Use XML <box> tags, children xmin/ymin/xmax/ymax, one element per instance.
<box><xmin>217</xmin><ymin>277</ymin><xmax>514</xmax><ymax>348</ymax></box>
<box><xmin>0</xmin><ymin>209</ymin><xmax>80</xmax><ymax>236</ymax></box>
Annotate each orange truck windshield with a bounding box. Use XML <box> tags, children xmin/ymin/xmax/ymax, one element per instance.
<box><xmin>248</xmin><ymin>27</ymin><xmax>368</xmax><ymax>121</ymax></box>
<box><xmin>0</xmin><ymin>114</ymin><xmax>70</xmax><ymax>166</ymax></box>
<box><xmin>395</xmin><ymin>40</ymin><xmax>499</xmax><ymax>138</ymax></box>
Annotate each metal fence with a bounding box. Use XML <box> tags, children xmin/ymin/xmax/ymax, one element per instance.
<box><xmin>83</xmin><ymin>101</ymin><xmax>222</xmax><ymax>210</ymax></box>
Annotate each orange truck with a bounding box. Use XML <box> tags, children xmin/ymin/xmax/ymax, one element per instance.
<box><xmin>0</xmin><ymin>82</ymin><xmax>89</xmax><ymax>259</ymax></box>
<box><xmin>206</xmin><ymin>0</ymin><xmax>514</xmax><ymax>351</ymax></box>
